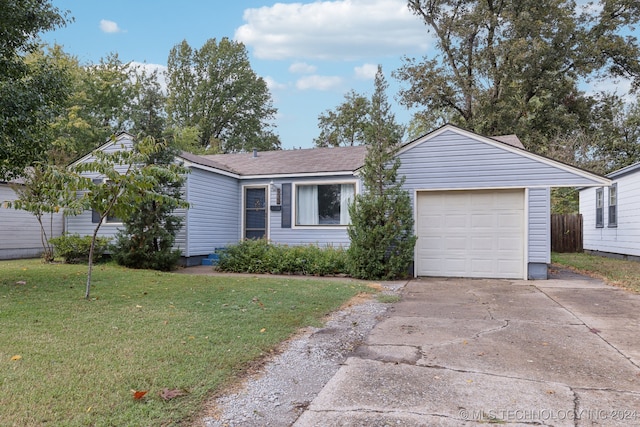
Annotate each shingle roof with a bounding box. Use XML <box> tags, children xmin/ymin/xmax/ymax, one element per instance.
<box><xmin>182</xmin><ymin>145</ymin><xmax>368</xmax><ymax>176</ymax></box>
<box><xmin>491</xmin><ymin>134</ymin><xmax>525</xmax><ymax>149</ymax></box>
<box><xmin>179</xmin><ymin>130</ymin><xmax>525</xmax><ymax>177</ymax></box>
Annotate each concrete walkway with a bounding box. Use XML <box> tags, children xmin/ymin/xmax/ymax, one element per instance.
<box><xmin>295</xmin><ymin>271</ymin><xmax>640</xmax><ymax>426</ymax></box>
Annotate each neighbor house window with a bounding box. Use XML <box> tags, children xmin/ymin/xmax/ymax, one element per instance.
<box><xmin>608</xmin><ymin>183</ymin><xmax>617</xmax><ymax>227</ymax></box>
<box><xmin>91</xmin><ymin>178</ymin><xmax>122</xmax><ymax>224</ymax></box>
<box><xmin>296</xmin><ymin>183</ymin><xmax>355</xmax><ymax>226</ymax></box>
<box><xmin>595</xmin><ymin>187</ymin><xmax>604</xmax><ymax>228</ymax></box>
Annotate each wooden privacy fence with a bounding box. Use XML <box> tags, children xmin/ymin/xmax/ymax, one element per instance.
<box><xmin>551</xmin><ymin>214</ymin><xmax>583</xmax><ymax>253</ymax></box>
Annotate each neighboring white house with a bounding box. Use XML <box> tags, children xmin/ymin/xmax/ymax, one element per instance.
<box><xmin>67</xmin><ymin>125</ymin><xmax>610</xmax><ymax>279</ymax></box>
<box><xmin>0</xmin><ymin>180</ymin><xmax>64</xmax><ymax>260</ymax></box>
<box><xmin>579</xmin><ymin>161</ymin><xmax>640</xmax><ymax>260</ymax></box>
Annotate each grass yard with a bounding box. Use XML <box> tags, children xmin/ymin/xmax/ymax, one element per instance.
<box><xmin>552</xmin><ymin>252</ymin><xmax>640</xmax><ymax>293</ymax></box>
<box><xmin>0</xmin><ymin>259</ymin><xmax>373</xmax><ymax>426</ymax></box>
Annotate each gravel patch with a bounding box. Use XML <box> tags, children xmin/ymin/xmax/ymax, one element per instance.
<box><xmin>197</xmin><ymin>281</ymin><xmax>407</xmax><ymax>427</ymax></box>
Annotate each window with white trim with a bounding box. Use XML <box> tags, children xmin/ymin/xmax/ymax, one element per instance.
<box><xmin>295</xmin><ymin>183</ymin><xmax>355</xmax><ymax>226</ymax></box>
<box><xmin>91</xmin><ymin>178</ymin><xmax>122</xmax><ymax>224</ymax></box>
<box><xmin>608</xmin><ymin>183</ymin><xmax>617</xmax><ymax>227</ymax></box>
<box><xmin>595</xmin><ymin>187</ymin><xmax>604</xmax><ymax>228</ymax></box>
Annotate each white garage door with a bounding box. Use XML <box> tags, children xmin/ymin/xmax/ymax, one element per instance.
<box><xmin>416</xmin><ymin>189</ymin><xmax>525</xmax><ymax>279</ymax></box>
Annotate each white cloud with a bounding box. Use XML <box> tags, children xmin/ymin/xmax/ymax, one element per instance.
<box><xmin>296</xmin><ymin>75</ymin><xmax>343</xmax><ymax>91</ymax></box>
<box><xmin>235</xmin><ymin>0</ymin><xmax>431</xmax><ymax>60</ymax></box>
<box><xmin>354</xmin><ymin>63</ymin><xmax>378</xmax><ymax>80</ymax></box>
<box><xmin>289</xmin><ymin>62</ymin><xmax>317</xmax><ymax>74</ymax></box>
<box><xmin>99</xmin><ymin>19</ymin><xmax>124</xmax><ymax>34</ymax></box>
<box><xmin>263</xmin><ymin>76</ymin><xmax>287</xmax><ymax>91</ymax></box>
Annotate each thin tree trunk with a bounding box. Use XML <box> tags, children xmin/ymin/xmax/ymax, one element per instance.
<box><xmin>85</xmin><ymin>225</ymin><xmax>101</xmax><ymax>300</ymax></box>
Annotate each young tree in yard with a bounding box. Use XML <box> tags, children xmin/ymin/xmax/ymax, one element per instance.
<box><xmin>70</xmin><ymin>136</ymin><xmax>188</xmax><ymax>299</ymax></box>
<box><xmin>347</xmin><ymin>67</ymin><xmax>416</xmax><ymax>280</ymax></box>
<box><xmin>111</xmin><ymin>143</ymin><xmax>187</xmax><ymax>271</ymax></box>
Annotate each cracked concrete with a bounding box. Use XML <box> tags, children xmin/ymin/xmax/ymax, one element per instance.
<box><xmin>295</xmin><ymin>270</ymin><xmax>640</xmax><ymax>426</ymax></box>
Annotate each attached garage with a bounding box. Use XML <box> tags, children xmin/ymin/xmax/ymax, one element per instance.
<box><xmin>397</xmin><ymin>125</ymin><xmax>611</xmax><ymax>279</ymax></box>
<box><xmin>416</xmin><ymin>189</ymin><xmax>525</xmax><ymax>279</ymax></box>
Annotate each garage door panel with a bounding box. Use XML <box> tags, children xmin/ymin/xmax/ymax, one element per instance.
<box><xmin>471</xmin><ymin>237</ymin><xmax>494</xmax><ymax>250</ymax></box>
<box><xmin>471</xmin><ymin>214</ymin><xmax>495</xmax><ymax>228</ymax></box>
<box><xmin>445</xmin><ymin>237</ymin><xmax>468</xmax><ymax>250</ymax></box>
<box><xmin>499</xmin><ymin>236</ymin><xmax>522</xmax><ymax>250</ymax></box>
<box><xmin>498</xmin><ymin>213</ymin><xmax>522</xmax><ymax>228</ymax></box>
<box><xmin>445</xmin><ymin>214</ymin><xmax>468</xmax><ymax>228</ymax></box>
<box><xmin>417</xmin><ymin>190</ymin><xmax>525</xmax><ymax>279</ymax></box>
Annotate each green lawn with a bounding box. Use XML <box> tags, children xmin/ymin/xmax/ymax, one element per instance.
<box><xmin>552</xmin><ymin>252</ymin><xmax>640</xmax><ymax>293</ymax></box>
<box><xmin>0</xmin><ymin>260</ymin><xmax>373</xmax><ymax>426</ymax></box>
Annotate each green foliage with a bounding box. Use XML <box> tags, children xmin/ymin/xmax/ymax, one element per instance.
<box><xmin>49</xmin><ymin>234</ymin><xmax>111</xmax><ymax>264</ymax></box>
<box><xmin>314</xmin><ymin>90</ymin><xmax>371</xmax><ymax>147</ymax></box>
<box><xmin>6</xmin><ymin>164</ymin><xmax>79</xmax><ymax>262</ymax></box>
<box><xmin>47</xmin><ymin>49</ymin><xmax>168</xmax><ymax>164</ymax></box>
<box><xmin>395</xmin><ymin>0</ymin><xmax>640</xmax><ymax>155</ymax></box>
<box><xmin>129</xmin><ymin>65</ymin><xmax>166</xmax><ymax>140</ymax></box>
<box><xmin>166</xmin><ymin>37</ymin><xmax>280</xmax><ymax>153</ymax></box>
<box><xmin>0</xmin><ymin>45</ymin><xmax>71</xmax><ymax>180</ymax></box>
<box><xmin>111</xmin><ymin>143</ymin><xmax>187</xmax><ymax>272</ymax></box>
<box><xmin>0</xmin><ymin>1</ymin><xmax>71</xmax><ymax>179</ymax></box>
<box><xmin>551</xmin><ymin>188</ymin><xmax>579</xmax><ymax>214</ymax></box>
<box><xmin>347</xmin><ymin>67</ymin><xmax>416</xmax><ymax>280</ymax></box>
<box><xmin>68</xmin><ymin>136</ymin><xmax>189</xmax><ymax>298</ymax></box>
<box><xmin>217</xmin><ymin>239</ymin><xmax>348</xmax><ymax>276</ymax></box>
<box><xmin>347</xmin><ymin>189</ymin><xmax>416</xmax><ymax>280</ymax></box>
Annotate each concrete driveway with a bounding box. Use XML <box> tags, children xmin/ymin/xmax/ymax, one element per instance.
<box><xmin>295</xmin><ymin>270</ymin><xmax>640</xmax><ymax>426</ymax></box>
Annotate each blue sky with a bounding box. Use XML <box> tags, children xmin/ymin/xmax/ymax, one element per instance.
<box><xmin>40</xmin><ymin>1</ymin><xmax>635</xmax><ymax>150</ymax></box>
<box><xmin>41</xmin><ymin>0</ymin><xmax>432</xmax><ymax>150</ymax></box>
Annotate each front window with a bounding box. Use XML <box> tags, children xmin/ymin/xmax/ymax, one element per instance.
<box><xmin>296</xmin><ymin>183</ymin><xmax>355</xmax><ymax>226</ymax></box>
<box><xmin>608</xmin><ymin>184</ymin><xmax>617</xmax><ymax>227</ymax></box>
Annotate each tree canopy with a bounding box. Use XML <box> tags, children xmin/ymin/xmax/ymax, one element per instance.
<box><xmin>166</xmin><ymin>38</ymin><xmax>280</xmax><ymax>153</ymax></box>
<box><xmin>313</xmin><ymin>77</ymin><xmax>405</xmax><ymax>147</ymax></box>
<box><xmin>0</xmin><ymin>0</ymin><xmax>70</xmax><ymax>180</ymax></box>
<box><xmin>395</xmin><ymin>0</ymin><xmax>640</xmax><ymax>160</ymax></box>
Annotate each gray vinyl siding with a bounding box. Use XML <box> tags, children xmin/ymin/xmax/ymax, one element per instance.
<box><xmin>264</xmin><ymin>175</ymin><xmax>357</xmax><ymax>247</ymax></box>
<box><xmin>397</xmin><ymin>130</ymin><xmax>602</xmax><ymax>188</ymax></box>
<box><xmin>65</xmin><ymin>135</ymin><xmax>137</xmax><ymax>241</ymax></box>
<box><xmin>397</xmin><ymin>130</ymin><xmax>556</xmax><ymax>268</ymax></box>
<box><xmin>184</xmin><ymin>168</ymin><xmax>239</xmax><ymax>256</ymax></box>
<box><xmin>527</xmin><ymin>188</ymin><xmax>550</xmax><ymax>263</ymax></box>
<box><xmin>0</xmin><ymin>183</ymin><xmax>64</xmax><ymax>259</ymax></box>
<box><xmin>581</xmin><ymin>171</ymin><xmax>640</xmax><ymax>257</ymax></box>
<box><xmin>65</xmin><ymin>209</ymin><xmax>124</xmax><ymax>240</ymax></box>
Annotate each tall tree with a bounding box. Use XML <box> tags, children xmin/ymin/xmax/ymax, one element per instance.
<box><xmin>129</xmin><ymin>65</ymin><xmax>166</xmax><ymax>140</ymax></box>
<box><xmin>0</xmin><ymin>0</ymin><xmax>71</xmax><ymax>180</ymax></box>
<box><xmin>166</xmin><ymin>38</ymin><xmax>280</xmax><ymax>153</ymax></box>
<box><xmin>347</xmin><ymin>67</ymin><xmax>416</xmax><ymax>279</ymax></box>
<box><xmin>395</xmin><ymin>0</ymin><xmax>640</xmax><ymax>152</ymax></box>
<box><xmin>314</xmin><ymin>90</ymin><xmax>370</xmax><ymax>147</ymax></box>
<box><xmin>84</xmin><ymin>53</ymin><xmax>134</xmax><ymax>136</ymax></box>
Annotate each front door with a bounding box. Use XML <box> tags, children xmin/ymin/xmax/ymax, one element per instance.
<box><xmin>244</xmin><ymin>187</ymin><xmax>266</xmax><ymax>239</ymax></box>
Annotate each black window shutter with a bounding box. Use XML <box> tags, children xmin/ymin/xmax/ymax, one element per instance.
<box><xmin>281</xmin><ymin>183</ymin><xmax>291</xmax><ymax>228</ymax></box>
<box><xmin>91</xmin><ymin>179</ymin><xmax>102</xmax><ymax>223</ymax></box>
